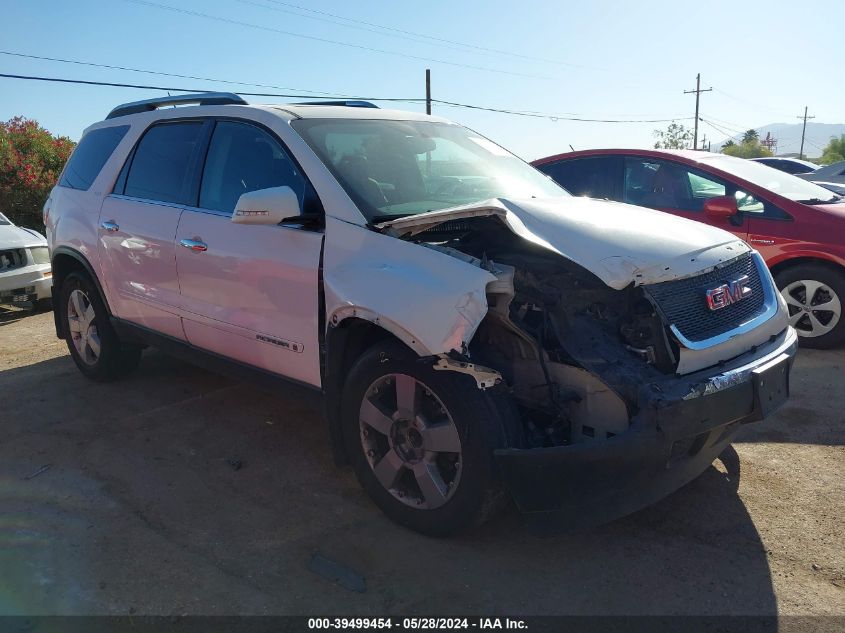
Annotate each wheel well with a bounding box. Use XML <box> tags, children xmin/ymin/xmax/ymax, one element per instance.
<box><xmin>51</xmin><ymin>250</ymin><xmax>113</xmax><ymax>338</ymax></box>
<box><xmin>323</xmin><ymin>317</ymin><xmax>413</xmax><ymax>465</ymax></box>
<box><xmin>770</xmin><ymin>256</ymin><xmax>844</xmax><ymax>280</ymax></box>
<box><xmin>52</xmin><ymin>252</ymin><xmax>87</xmax><ymax>288</ymax></box>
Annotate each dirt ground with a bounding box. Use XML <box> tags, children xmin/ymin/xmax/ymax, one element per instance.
<box><xmin>0</xmin><ymin>308</ymin><xmax>842</xmax><ymax>618</ymax></box>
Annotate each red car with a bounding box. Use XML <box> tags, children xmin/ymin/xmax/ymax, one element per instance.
<box><xmin>533</xmin><ymin>149</ymin><xmax>845</xmax><ymax>348</ymax></box>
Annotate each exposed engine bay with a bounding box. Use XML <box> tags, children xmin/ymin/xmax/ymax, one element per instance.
<box><xmin>397</xmin><ymin>216</ymin><xmax>686</xmax><ymax>449</ymax></box>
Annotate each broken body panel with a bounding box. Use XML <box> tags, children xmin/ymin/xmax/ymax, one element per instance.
<box><xmin>324</xmin><ymin>195</ymin><xmax>795</xmax><ymax>527</ymax></box>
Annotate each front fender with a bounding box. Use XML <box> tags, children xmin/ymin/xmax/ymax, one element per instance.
<box><xmin>323</xmin><ymin>217</ymin><xmax>496</xmax><ymax>356</ymax></box>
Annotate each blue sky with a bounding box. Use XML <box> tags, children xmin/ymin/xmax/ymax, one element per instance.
<box><xmin>2</xmin><ymin>0</ymin><xmax>843</xmax><ymax>160</ymax></box>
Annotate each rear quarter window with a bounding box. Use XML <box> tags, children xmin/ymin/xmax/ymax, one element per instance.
<box><xmin>58</xmin><ymin>125</ymin><xmax>129</xmax><ymax>191</ymax></box>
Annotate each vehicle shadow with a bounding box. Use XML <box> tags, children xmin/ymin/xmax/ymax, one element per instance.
<box><xmin>0</xmin><ymin>306</ymin><xmax>36</xmax><ymax>326</ymax></box>
<box><xmin>0</xmin><ymin>351</ymin><xmax>785</xmax><ymax>619</ymax></box>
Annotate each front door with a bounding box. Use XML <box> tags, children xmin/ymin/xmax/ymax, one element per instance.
<box><xmin>175</xmin><ymin>120</ymin><xmax>324</xmax><ymax>387</ymax></box>
<box><xmin>622</xmin><ymin>156</ymin><xmax>750</xmax><ymax>241</ymax></box>
<box><xmin>98</xmin><ymin>120</ymin><xmax>207</xmax><ymax>340</ymax></box>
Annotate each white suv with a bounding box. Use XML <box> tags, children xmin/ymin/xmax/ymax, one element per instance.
<box><xmin>46</xmin><ymin>93</ymin><xmax>797</xmax><ymax>535</ymax></box>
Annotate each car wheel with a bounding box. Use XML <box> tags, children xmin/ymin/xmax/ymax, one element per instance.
<box><xmin>340</xmin><ymin>341</ymin><xmax>521</xmax><ymax>536</ymax></box>
<box><xmin>60</xmin><ymin>271</ymin><xmax>142</xmax><ymax>380</ymax></box>
<box><xmin>776</xmin><ymin>264</ymin><xmax>845</xmax><ymax>349</ymax></box>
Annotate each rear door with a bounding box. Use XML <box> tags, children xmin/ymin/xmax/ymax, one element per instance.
<box><xmin>175</xmin><ymin>119</ymin><xmax>324</xmax><ymax>387</ymax></box>
<box><xmin>99</xmin><ymin>120</ymin><xmax>207</xmax><ymax>340</ymax></box>
<box><xmin>622</xmin><ymin>156</ymin><xmax>750</xmax><ymax>241</ymax></box>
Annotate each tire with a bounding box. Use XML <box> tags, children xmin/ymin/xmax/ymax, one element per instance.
<box><xmin>340</xmin><ymin>341</ymin><xmax>522</xmax><ymax>536</ymax></box>
<box><xmin>59</xmin><ymin>271</ymin><xmax>142</xmax><ymax>381</ymax></box>
<box><xmin>775</xmin><ymin>263</ymin><xmax>845</xmax><ymax>349</ymax></box>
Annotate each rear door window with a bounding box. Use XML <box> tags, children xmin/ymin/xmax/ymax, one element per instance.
<box><xmin>123</xmin><ymin>121</ymin><xmax>205</xmax><ymax>204</ymax></box>
<box><xmin>59</xmin><ymin>125</ymin><xmax>129</xmax><ymax>191</ymax></box>
<box><xmin>536</xmin><ymin>156</ymin><xmax>622</xmax><ymax>199</ymax></box>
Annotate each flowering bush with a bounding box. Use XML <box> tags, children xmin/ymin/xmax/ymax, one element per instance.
<box><xmin>0</xmin><ymin>116</ymin><xmax>75</xmax><ymax>230</ymax></box>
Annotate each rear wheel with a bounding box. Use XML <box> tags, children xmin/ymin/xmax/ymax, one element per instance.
<box><xmin>60</xmin><ymin>271</ymin><xmax>142</xmax><ymax>380</ymax></box>
<box><xmin>340</xmin><ymin>341</ymin><xmax>521</xmax><ymax>536</ymax></box>
<box><xmin>775</xmin><ymin>263</ymin><xmax>845</xmax><ymax>349</ymax></box>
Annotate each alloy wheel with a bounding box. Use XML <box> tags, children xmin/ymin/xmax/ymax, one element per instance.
<box><xmin>781</xmin><ymin>279</ymin><xmax>841</xmax><ymax>338</ymax></box>
<box><xmin>359</xmin><ymin>373</ymin><xmax>462</xmax><ymax>510</ymax></box>
<box><xmin>67</xmin><ymin>289</ymin><xmax>101</xmax><ymax>365</ymax></box>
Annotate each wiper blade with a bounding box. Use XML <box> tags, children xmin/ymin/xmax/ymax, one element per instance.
<box><xmin>797</xmin><ymin>197</ymin><xmax>841</xmax><ymax>205</ymax></box>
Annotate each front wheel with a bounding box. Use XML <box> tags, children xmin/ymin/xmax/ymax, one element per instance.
<box><xmin>59</xmin><ymin>271</ymin><xmax>142</xmax><ymax>381</ymax></box>
<box><xmin>340</xmin><ymin>341</ymin><xmax>521</xmax><ymax>536</ymax></box>
<box><xmin>776</xmin><ymin>263</ymin><xmax>845</xmax><ymax>349</ymax></box>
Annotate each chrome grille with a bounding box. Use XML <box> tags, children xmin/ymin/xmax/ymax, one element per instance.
<box><xmin>644</xmin><ymin>253</ymin><xmax>767</xmax><ymax>343</ymax></box>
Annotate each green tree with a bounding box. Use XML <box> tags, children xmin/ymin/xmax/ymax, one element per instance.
<box><xmin>0</xmin><ymin>116</ymin><xmax>75</xmax><ymax>230</ymax></box>
<box><xmin>742</xmin><ymin>129</ymin><xmax>759</xmax><ymax>144</ymax></box>
<box><xmin>819</xmin><ymin>135</ymin><xmax>845</xmax><ymax>165</ymax></box>
<box><xmin>653</xmin><ymin>122</ymin><xmax>693</xmax><ymax>149</ymax></box>
<box><xmin>722</xmin><ymin>140</ymin><xmax>773</xmax><ymax>159</ymax></box>
<box><xmin>722</xmin><ymin>139</ymin><xmax>736</xmax><ymax>150</ymax></box>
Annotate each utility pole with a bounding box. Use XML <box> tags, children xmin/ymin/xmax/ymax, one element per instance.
<box><xmin>684</xmin><ymin>73</ymin><xmax>712</xmax><ymax>149</ymax></box>
<box><xmin>425</xmin><ymin>68</ymin><xmax>431</xmax><ymax>115</ymax></box>
<box><xmin>797</xmin><ymin>106</ymin><xmax>815</xmax><ymax>159</ymax></box>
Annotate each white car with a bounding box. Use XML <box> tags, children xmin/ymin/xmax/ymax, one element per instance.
<box><xmin>45</xmin><ymin>93</ymin><xmax>797</xmax><ymax>535</ymax></box>
<box><xmin>0</xmin><ymin>212</ymin><xmax>52</xmax><ymax>310</ymax></box>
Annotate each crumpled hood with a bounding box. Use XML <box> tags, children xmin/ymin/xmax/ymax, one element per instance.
<box><xmin>377</xmin><ymin>197</ymin><xmax>750</xmax><ymax>289</ymax></box>
<box><xmin>0</xmin><ymin>223</ymin><xmax>46</xmax><ymax>249</ymax></box>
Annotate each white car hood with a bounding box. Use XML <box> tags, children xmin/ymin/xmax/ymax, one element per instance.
<box><xmin>377</xmin><ymin>197</ymin><xmax>750</xmax><ymax>290</ymax></box>
<box><xmin>0</xmin><ymin>223</ymin><xmax>47</xmax><ymax>249</ymax></box>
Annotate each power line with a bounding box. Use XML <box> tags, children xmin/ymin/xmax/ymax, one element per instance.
<box><xmin>122</xmin><ymin>0</ymin><xmax>552</xmax><ymax>80</ymax></box>
<box><xmin>699</xmin><ymin>118</ymin><xmax>737</xmax><ymax>144</ymax></box>
<box><xmin>712</xmin><ymin>88</ymin><xmax>793</xmax><ymax>119</ymax></box>
<box><xmin>0</xmin><ymin>50</ymin><xmax>351</xmax><ymax>97</ymax></box>
<box><xmin>248</xmin><ymin>0</ymin><xmax>585</xmax><ymax>67</ymax></box>
<box><xmin>0</xmin><ymin>72</ymin><xmax>423</xmax><ymax>102</ymax></box>
<box><xmin>432</xmin><ymin>98</ymin><xmax>694</xmax><ymax>123</ymax></box>
<box><xmin>0</xmin><ymin>71</ymin><xmax>696</xmax><ymax>124</ymax></box>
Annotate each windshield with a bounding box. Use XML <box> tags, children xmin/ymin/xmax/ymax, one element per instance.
<box><xmin>292</xmin><ymin>118</ymin><xmax>567</xmax><ymax>221</ymax></box>
<box><xmin>703</xmin><ymin>155</ymin><xmax>840</xmax><ymax>204</ymax></box>
<box><xmin>0</xmin><ymin>212</ymin><xmax>10</xmax><ymax>225</ymax></box>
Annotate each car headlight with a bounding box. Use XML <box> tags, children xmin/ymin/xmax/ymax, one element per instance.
<box><xmin>30</xmin><ymin>246</ymin><xmax>50</xmax><ymax>265</ymax></box>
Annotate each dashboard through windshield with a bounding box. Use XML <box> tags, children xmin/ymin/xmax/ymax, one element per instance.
<box><xmin>292</xmin><ymin>118</ymin><xmax>567</xmax><ymax>221</ymax></box>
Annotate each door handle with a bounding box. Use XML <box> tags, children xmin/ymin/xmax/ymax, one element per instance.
<box><xmin>101</xmin><ymin>220</ymin><xmax>120</xmax><ymax>232</ymax></box>
<box><xmin>180</xmin><ymin>238</ymin><xmax>208</xmax><ymax>252</ymax></box>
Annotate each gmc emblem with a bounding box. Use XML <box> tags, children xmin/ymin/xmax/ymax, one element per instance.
<box><xmin>705</xmin><ymin>275</ymin><xmax>753</xmax><ymax>311</ymax></box>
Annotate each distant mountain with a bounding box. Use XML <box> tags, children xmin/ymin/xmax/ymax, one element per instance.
<box><xmin>712</xmin><ymin>122</ymin><xmax>845</xmax><ymax>158</ymax></box>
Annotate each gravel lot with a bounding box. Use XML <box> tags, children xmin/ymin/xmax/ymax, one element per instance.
<box><xmin>0</xmin><ymin>308</ymin><xmax>842</xmax><ymax>619</ymax></box>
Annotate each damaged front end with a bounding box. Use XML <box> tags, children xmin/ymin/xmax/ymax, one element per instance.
<box><xmin>379</xmin><ymin>199</ymin><xmax>797</xmax><ymax>528</ymax></box>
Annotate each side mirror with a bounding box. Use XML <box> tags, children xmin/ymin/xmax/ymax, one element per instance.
<box><xmin>231</xmin><ymin>186</ymin><xmax>300</xmax><ymax>225</ymax></box>
<box><xmin>703</xmin><ymin>195</ymin><xmax>738</xmax><ymax>220</ymax></box>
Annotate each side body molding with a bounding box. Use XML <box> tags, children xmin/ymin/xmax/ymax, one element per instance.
<box><xmin>322</xmin><ymin>217</ymin><xmax>497</xmax><ymax>355</ymax></box>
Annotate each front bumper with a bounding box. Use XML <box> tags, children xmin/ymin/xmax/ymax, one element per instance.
<box><xmin>0</xmin><ymin>265</ymin><xmax>52</xmax><ymax>308</ymax></box>
<box><xmin>495</xmin><ymin>327</ymin><xmax>798</xmax><ymax>530</ymax></box>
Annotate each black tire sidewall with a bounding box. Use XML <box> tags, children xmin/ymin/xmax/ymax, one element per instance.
<box><xmin>59</xmin><ymin>272</ymin><xmax>138</xmax><ymax>380</ymax></box>
<box><xmin>775</xmin><ymin>264</ymin><xmax>845</xmax><ymax>349</ymax></box>
<box><xmin>340</xmin><ymin>342</ymin><xmax>515</xmax><ymax>536</ymax></box>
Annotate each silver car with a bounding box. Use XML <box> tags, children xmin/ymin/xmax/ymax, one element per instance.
<box><xmin>0</xmin><ymin>212</ymin><xmax>52</xmax><ymax>310</ymax></box>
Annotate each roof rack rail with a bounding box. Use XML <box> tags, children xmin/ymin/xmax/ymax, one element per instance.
<box><xmin>295</xmin><ymin>100</ymin><xmax>379</xmax><ymax>109</ymax></box>
<box><xmin>106</xmin><ymin>92</ymin><xmax>248</xmax><ymax>119</ymax></box>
